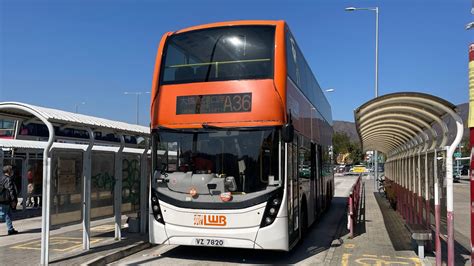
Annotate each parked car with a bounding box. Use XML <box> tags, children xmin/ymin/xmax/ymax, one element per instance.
<box><xmin>349</xmin><ymin>165</ymin><xmax>369</xmax><ymax>175</ymax></box>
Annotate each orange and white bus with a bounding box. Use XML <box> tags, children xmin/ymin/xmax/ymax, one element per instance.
<box><xmin>149</xmin><ymin>20</ymin><xmax>333</xmax><ymax>251</ymax></box>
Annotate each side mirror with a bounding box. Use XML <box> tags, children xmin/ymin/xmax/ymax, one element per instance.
<box><xmin>282</xmin><ymin>123</ymin><xmax>294</xmax><ymax>143</ymax></box>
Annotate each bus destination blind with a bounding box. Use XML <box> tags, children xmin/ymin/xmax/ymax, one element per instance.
<box><xmin>176</xmin><ymin>93</ymin><xmax>252</xmax><ymax>114</ymax></box>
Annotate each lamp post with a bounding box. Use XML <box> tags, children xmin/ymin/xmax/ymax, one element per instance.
<box><xmin>346</xmin><ymin>6</ymin><xmax>380</xmax><ymax>188</ymax></box>
<box><xmin>75</xmin><ymin>102</ymin><xmax>86</xmax><ymax>113</ymax></box>
<box><xmin>467</xmin><ymin>22</ymin><xmax>474</xmax><ymax>30</ymax></box>
<box><xmin>124</xmin><ymin>92</ymin><xmax>150</xmax><ymax>125</ymax></box>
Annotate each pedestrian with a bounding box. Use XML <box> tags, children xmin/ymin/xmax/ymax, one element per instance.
<box><xmin>0</xmin><ymin>165</ymin><xmax>19</xmax><ymax>235</ymax></box>
<box><xmin>26</xmin><ymin>169</ymin><xmax>34</xmax><ymax>207</ymax></box>
<box><xmin>32</xmin><ymin>163</ymin><xmax>42</xmax><ymax>208</ymax></box>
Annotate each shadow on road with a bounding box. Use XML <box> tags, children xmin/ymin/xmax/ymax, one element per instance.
<box><xmin>353</xmin><ymin>182</ymin><xmax>366</xmax><ymax>238</ymax></box>
<box><xmin>147</xmin><ymin>196</ymin><xmax>349</xmax><ymax>264</ymax></box>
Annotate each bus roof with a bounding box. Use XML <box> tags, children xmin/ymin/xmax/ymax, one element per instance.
<box><xmin>174</xmin><ymin>20</ymin><xmax>286</xmax><ymax>34</ymax></box>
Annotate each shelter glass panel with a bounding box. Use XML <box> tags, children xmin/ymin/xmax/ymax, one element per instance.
<box><xmin>91</xmin><ymin>152</ymin><xmax>115</xmax><ymax>220</ymax></box>
<box><xmin>122</xmin><ymin>154</ymin><xmax>141</xmax><ymax>214</ymax></box>
<box><xmin>51</xmin><ymin>151</ymin><xmax>83</xmax><ymax>225</ymax></box>
<box><xmin>26</xmin><ymin>158</ymin><xmax>43</xmax><ymax>207</ymax></box>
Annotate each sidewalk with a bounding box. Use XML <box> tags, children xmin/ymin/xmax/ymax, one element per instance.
<box><xmin>0</xmin><ymin>211</ymin><xmax>148</xmax><ymax>265</ymax></box>
<box><xmin>329</xmin><ymin>180</ymin><xmax>424</xmax><ymax>266</ymax></box>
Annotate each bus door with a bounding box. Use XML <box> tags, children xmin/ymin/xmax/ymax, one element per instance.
<box><xmin>311</xmin><ymin>143</ymin><xmax>318</xmax><ymax>219</ymax></box>
<box><xmin>316</xmin><ymin>145</ymin><xmax>323</xmax><ymax>215</ymax></box>
<box><xmin>287</xmin><ymin>139</ymin><xmax>299</xmax><ymax>246</ymax></box>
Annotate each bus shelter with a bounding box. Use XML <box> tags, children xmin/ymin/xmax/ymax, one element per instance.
<box><xmin>354</xmin><ymin>92</ymin><xmax>463</xmax><ymax>265</ymax></box>
<box><xmin>0</xmin><ymin>102</ymin><xmax>150</xmax><ymax>265</ymax></box>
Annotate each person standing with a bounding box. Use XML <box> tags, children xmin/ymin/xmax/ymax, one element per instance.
<box><xmin>0</xmin><ymin>165</ymin><xmax>19</xmax><ymax>235</ymax></box>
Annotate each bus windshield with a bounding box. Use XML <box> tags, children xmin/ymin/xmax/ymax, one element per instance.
<box><xmin>160</xmin><ymin>26</ymin><xmax>275</xmax><ymax>84</ymax></box>
<box><xmin>155</xmin><ymin>128</ymin><xmax>280</xmax><ymax>198</ymax></box>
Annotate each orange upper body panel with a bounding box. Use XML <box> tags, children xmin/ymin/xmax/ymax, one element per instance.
<box><xmin>155</xmin><ymin>80</ymin><xmax>284</xmax><ymax>128</ymax></box>
<box><xmin>150</xmin><ymin>20</ymin><xmax>287</xmax><ymax>130</ymax></box>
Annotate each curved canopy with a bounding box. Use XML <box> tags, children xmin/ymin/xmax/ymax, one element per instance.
<box><xmin>354</xmin><ymin>92</ymin><xmax>464</xmax><ymax>265</ymax></box>
<box><xmin>354</xmin><ymin>92</ymin><xmax>457</xmax><ymax>157</ymax></box>
<box><xmin>0</xmin><ymin>102</ymin><xmax>149</xmax><ymax>135</ymax></box>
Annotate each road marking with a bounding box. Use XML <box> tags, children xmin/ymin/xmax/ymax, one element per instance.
<box><xmin>344</xmin><ymin>243</ymin><xmax>355</xmax><ymax>248</ymax></box>
<box><xmin>341</xmin><ymin>253</ymin><xmax>351</xmax><ymax>266</ymax></box>
<box><xmin>342</xmin><ymin>254</ymin><xmax>421</xmax><ymax>266</ymax></box>
<box><xmin>11</xmin><ymin>237</ymin><xmax>103</xmax><ymax>252</ymax></box>
<box><xmin>355</xmin><ymin>257</ymin><xmax>411</xmax><ymax>265</ymax></box>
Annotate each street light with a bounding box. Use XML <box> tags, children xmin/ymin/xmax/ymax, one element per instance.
<box><xmin>75</xmin><ymin>102</ymin><xmax>86</xmax><ymax>113</ymax></box>
<box><xmin>467</xmin><ymin>22</ymin><xmax>474</xmax><ymax>30</ymax></box>
<box><xmin>124</xmin><ymin>92</ymin><xmax>150</xmax><ymax>125</ymax></box>
<box><xmin>325</xmin><ymin>88</ymin><xmax>335</xmax><ymax>93</ymax></box>
<box><xmin>346</xmin><ymin>6</ymin><xmax>380</xmax><ymax>188</ymax></box>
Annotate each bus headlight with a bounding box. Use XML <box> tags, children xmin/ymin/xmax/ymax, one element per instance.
<box><xmin>260</xmin><ymin>190</ymin><xmax>283</xmax><ymax>228</ymax></box>
<box><xmin>269</xmin><ymin>207</ymin><xmax>276</xmax><ymax>215</ymax></box>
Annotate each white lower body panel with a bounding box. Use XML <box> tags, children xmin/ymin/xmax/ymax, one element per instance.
<box><xmin>150</xmin><ymin>216</ymin><xmax>289</xmax><ymax>251</ymax></box>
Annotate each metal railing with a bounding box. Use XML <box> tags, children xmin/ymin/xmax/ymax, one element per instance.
<box><xmin>348</xmin><ymin>175</ymin><xmax>362</xmax><ymax>238</ymax></box>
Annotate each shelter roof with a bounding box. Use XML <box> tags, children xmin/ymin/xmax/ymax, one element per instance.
<box><xmin>354</xmin><ymin>92</ymin><xmax>459</xmax><ymax>156</ymax></box>
<box><xmin>0</xmin><ymin>102</ymin><xmax>149</xmax><ymax>136</ymax></box>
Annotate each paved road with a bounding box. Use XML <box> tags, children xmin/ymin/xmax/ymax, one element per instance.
<box><xmin>112</xmin><ymin>175</ymin><xmax>359</xmax><ymax>265</ymax></box>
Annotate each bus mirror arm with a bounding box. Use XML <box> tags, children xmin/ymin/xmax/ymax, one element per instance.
<box><xmin>282</xmin><ymin>123</ymin><xmax>294</xmax><ymax>143</ymax></box>
<box><xmin>282</xmin><ymin>112</ymin><xmax>294</xmax><ymax>143</ymax></box>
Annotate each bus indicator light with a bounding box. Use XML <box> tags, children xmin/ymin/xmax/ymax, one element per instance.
<box><xmin>220</xmin><ymin>192</ymin><xmax>232</xmax><ymax>202</ymax></box>
<box><xmin>189</xmin><ymin>187</ymin><xmax>198</xmax><ymax>197</ymax></box>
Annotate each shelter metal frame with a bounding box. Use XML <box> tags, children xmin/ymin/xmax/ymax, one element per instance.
<box><xmin>0</xmin><ymin>102</ymin><xmax>150</xmax><ymax>265</ymax></box>
<box><xmin>354</xmin><ymin>92</ymin><xmax>463</xmax><ymax>265</ymax></box>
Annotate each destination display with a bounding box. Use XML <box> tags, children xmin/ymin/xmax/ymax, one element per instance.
<box><xmin>176</xmin><ymin>93</ymin><xmax>252</xmax><ymax>114</ymax></box>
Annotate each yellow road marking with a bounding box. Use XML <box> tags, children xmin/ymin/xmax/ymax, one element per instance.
<box><xmin>80</xmin><ymin>224</ymin><xmax>125</xmax><ymax>232</ymax></box>
<box><xmin>11</xmin><ymin>237</ymin><xmax>103</xmax><ymax>252</ymax></box>
<box><xmin>341</xmin><ymin>253</ymin><xmax>351</xmax><ymax>266</ymax></box>
<box><xmin>355</xmin><ymin>257</ymin><xmax>411</xmax><ymax>265</ymax></box>
<box><xmin>344</xmin><ymin>243</ymin><xmax>355</xmax><ymax>248</ymax></box>
<box><xmin>342</xmin><ymin>254</ymin><xmax>422</xmax><ymax>266</ymax></box>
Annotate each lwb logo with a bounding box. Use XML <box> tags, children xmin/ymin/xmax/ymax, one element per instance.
<box><xmin>193</xmin><ymin>214</ymin><xmax>227</xmax><ymax>226</ymax></box>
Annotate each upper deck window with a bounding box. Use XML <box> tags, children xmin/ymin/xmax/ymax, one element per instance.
<box><xmin>160</xmin><ymin>26</ymin><xmax>275</xmax><ymax>85</ymax></box>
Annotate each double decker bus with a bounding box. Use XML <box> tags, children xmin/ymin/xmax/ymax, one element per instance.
<box><xmin>149</xmin><ymin>20</ymin><xmax>333</xmax><ymax>251</ymax></box>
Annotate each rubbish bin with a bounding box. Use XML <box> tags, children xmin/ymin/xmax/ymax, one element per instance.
<box><xmin>127</xmin><ymin>216</ymin><xmax>140</xmax><ymax>233</ymax></box>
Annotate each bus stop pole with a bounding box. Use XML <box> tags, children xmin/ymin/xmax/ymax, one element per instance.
<box><xmin>83</xmin><ymin>128</ymin><xmax>94</xmax><ymax>250</ymax></box>
<box><xmin>445</xmin><ymin>112</ymin><xmax>465</xmax><ymax>265</ymax></box>
<box><xmin>40</xmin><ymin>152</ymin><xmax>52</xmax><ymax>265</ymax></box>
<box><xmin>434</xmin><ymin>149</ymin><xmax>441</xmax><ymax>265</ymax></box>
<box><xmin>467</xmin><ymin>43</ymin><xmax>474</xmax><ymax>264</ymax></box>
<box><xmin>114</xmin><ymin>136</ymin><xmax>125</xmax><ymax>240</ymax></box>
<box><xmin>140</xmin><ymin>141</ymin><xmax>149</xmax><ymax>234</ymax></box>
<box><xmin>40</xmin><ymin>122</ymin><xmax>55</xmax><ymax>266</ymax></box>
<box><xmin>22</xmin><ymin>154</ymin><xmax>28</xmax><ymax>211</ymax></box>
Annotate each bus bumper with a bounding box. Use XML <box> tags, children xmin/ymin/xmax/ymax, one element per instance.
<box><xmin>150</xmin><ymin>216</ymin><xmax>289</xmax><ymax>251</ymax></box>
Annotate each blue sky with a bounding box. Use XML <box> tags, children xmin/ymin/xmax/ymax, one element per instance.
<box><xmin>1</xmin><ymin>0</ymin><xmax>473</xmax><ymax>125</ymax></box>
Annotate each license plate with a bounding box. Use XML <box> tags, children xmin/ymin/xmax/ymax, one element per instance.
<box><xmin>195</xmin><ymin>238</ymin><xmax>225</xmax><ymax>246</ymax></box>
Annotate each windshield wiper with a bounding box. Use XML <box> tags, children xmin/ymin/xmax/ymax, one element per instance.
<box><xmin>205</xmin><ymin>34</ymin><xmax>224</xmax><ymax>82</ymax></box>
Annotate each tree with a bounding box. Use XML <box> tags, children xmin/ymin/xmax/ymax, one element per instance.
<box><xmin>348</xmin><ymin>142</ymin><xmax>364</xmax><ymax>165</ymax></box>
<box><xmin>332</xmin><ymin>132</ymin><xmax>363</xmax><ymax>164</ymax></box>
<box><xmin>332</xmin><ymin>132</ymin><xmax>351</xmax><ymax>164</ymax></box>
